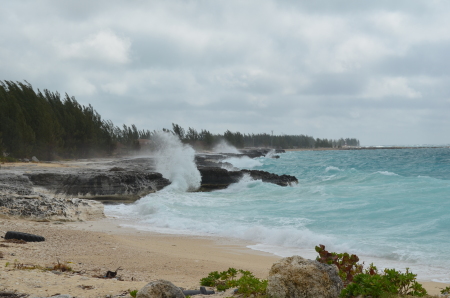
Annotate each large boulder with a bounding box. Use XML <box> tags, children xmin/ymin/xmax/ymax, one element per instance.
<box><xmin>267</xmin><ymin>255</ymin><xmax>343</xmax><ymax>298</ymax></box>
<box><xmin>137</xmin><ymin>280</ymin><xmax>185</xmax><ymax>298</ymax></box>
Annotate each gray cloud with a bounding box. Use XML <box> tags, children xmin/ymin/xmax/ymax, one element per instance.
<box><xmin>1</xmin><ymin>0</ymin><xmax>450</xmax><ymax>146</ymax></box>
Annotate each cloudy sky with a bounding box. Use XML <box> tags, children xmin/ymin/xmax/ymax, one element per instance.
<box><xmin>2</xmin><ymin>1</ymin><xmax>450</xmax><ymax>146</ymax></box>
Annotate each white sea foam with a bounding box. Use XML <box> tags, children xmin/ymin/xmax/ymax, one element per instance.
<box><xmin>223</xmin><ymin>156</ymin><xmax>263</xmax><ymax>169</ymax></box>
<box><xmin>325</xmin><ymin>166</ymin><xmax>342</xmax><ymax>172</ymax></box>
<box><xmin>152</xmin><ymin>131</ymin><xmax>201</xmax><ymax>191</ymax></box>
<box><xmin>213</xmin><ymin>140</ymin><xmax>240</xmax><ymax>154</ymax></box>
<box><xmin>376</xmin><ymin>171</ymin><xmax>399</xmax><ymax>176</ymax></box>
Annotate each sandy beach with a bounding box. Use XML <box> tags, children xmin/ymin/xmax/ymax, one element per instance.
<box><xmin>0</xmin><ymin>216</ymin><xmax>281</xmax><ymax>297</ymax></box>
<box><xmin>0</xmin><ymin>216</ymin><xmax>447</xmax><ymax>297</ymax></box>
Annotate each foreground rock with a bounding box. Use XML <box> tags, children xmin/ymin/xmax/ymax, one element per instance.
<box><xmin>267</xmin><ymin>256</ymin><xmax>343</xmax><ymax>298</ymax></box>
<box><xmin>137</xmin><ymin>280</ymin><xmax>185</xmax><ymax>298</ymax></box>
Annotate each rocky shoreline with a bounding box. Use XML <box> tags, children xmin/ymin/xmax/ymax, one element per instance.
<box><xmin>0</xmin><ymin>149</ymin><xmax>298</xmax><ymax>221</ymax></box>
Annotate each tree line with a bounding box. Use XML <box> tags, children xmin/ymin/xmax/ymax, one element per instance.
<box><xmin>0</xmin><ymin>81</ymin><xmax>152</xmax><ymax>160</ymax></box>
<box><xmin>171</xmin><ymin>124</ymin><xmax>359</xmax><ymax>149</ymax></box>
<box><xmin>0</xmin><ymin>81</ymin><xmax>359</xmax><ymax>160</ymax></box>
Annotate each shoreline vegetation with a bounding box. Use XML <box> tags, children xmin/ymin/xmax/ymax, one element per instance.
<box><xmin>0</xmin><ymin>81</ymin><xmax>360</xmax><ymax>162</ymax></box>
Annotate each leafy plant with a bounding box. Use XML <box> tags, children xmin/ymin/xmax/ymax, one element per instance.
<box><xmin>340</xmin><ymin>268</ymin><xmax>427</xmax><ymax>298</ymax></box>
<box><xmin>200</xmin><ymin>268</ymin><xmax>267</xmax><ymax>297</ymax></box>
<box><xmin>315</xmin><ymin>244</ymin><xmax>363</xmax><ymax>286</ymax></box>
<box><xmin>129</xmin><ymin>289</ymin><xmax>138</xmax><ymax>298</ymax></box>
<box><xmin>441</xmin><ymin>286</ymin><xmax>450</xmax><ymax>295</ymax></box>
<box><xmin>315</xmin><ymin>245</ymin><xmax>427</xmax><ymax>297</ymax></box>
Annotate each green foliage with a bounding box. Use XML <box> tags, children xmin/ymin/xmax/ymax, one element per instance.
<box><xmin>315</xmin><ymin>244</ymin><xmax>363</xmax><ymax>286</ymax></box>
<box><xmin>441</xmin><ymin>286</ymin><xmax>450</xmax><ymax>295</ymax></box>
<box><xmin>0</xmin><ymin>156</ymin><xmax>19</xmax><ymax>162</ymax></box>
<box><xmin>200</xmin><ymin>268</ymin><xmax>267</xmax><ymax>297</ymax></box>
<box><xmin>340</xmin><ymin>268</ymin><xmax>427</xmax><ymax>298</ymax></box>
<box><xmin>129</xmin><ymin>289</ymin><xmax>138</xmax><ymax>297</ymax></box>
<box><xmin>0</xmin><ymin>81</ymin><xmax>157</xmax><ymax>159</ymax></box>
<box><xmin>316</xmin><ymin>245</ymin><xmax>427</xmax><ymax>298</ymax></box>
<box><xmin>170</xmin><ymin>123</ymin><xmax>360</xmax><ymax>149</ymax></box>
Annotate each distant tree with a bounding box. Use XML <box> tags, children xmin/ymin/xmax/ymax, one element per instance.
<box><xmin>199</xmin><ymin>129</ymin><xmax>214</xmax><ymax>149</ymax></box>
<box><xmin>172</xmin><ymin>123</ymin><xmax>185</xmax><ymax>140</ymax></box>
<box><xmin>186</xmin><ymin>127</ymin><xmax>199</xmax><ymax>142</ymax></box>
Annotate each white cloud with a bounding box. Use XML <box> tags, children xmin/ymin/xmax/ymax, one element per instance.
<box><xmin>101</xmin><ymin>81</ymin><xmax>128</xmax><ymax>95</ymax></box>
<box><xmin>365</xmin><ymin>77</ymin><xmax>422</xmax><ymax>99</ymax></box>
<box><xmin>67</xmin><ymin>77</ymin><xmax>97</xmax><ymax>96</ymax></box>
<box><xmin>56</xmin><ymin>30</ymin><xmax>131</xmax><ymax>64</ymax></box>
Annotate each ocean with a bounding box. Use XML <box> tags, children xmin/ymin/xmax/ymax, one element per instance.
<box><xmin>106</xmin><ymin>145</ymin><xmax>450</xmax><ymax>283</ymax></box>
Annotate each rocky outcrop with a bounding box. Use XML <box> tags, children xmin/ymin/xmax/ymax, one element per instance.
<box><xmin>241</xmin><ymin>170</ymin><xmax>298</xmax><ymax>186</ymax></box>
<box><xmin>239</xmin><ymin>148</ymin><xmax>285</xmax><ymax>158</ymax></box>
<box><xmin>198</xmin><ymin>168</ymin><xmax>298</xmax><ymax>190</ymax></box>
<box><xmin>0</xmin><ymin>172</ymin><xmax>104</xmax><ymax>221</ymax></box>
<box><xmin>25</xmin><ymin>170</ymin><xmax>170</xmax><ymax>203</ymax></box>
<box><xmin>267</xmin><ymin>256</ymin><xmax>343</xmax><ymax>298</ymax></box>
<box><xmin>137</xmin><ymin>280</ymin><xmax>185</xmax><ymax>298</ymax></box>
<box><xmin>0</xmin><ymin>196</ymin><xmax>104</xmax><ymax>221</ymax></box>
<box><xmin>198</xmin><ymin>168</ymin><xmax>243</xmax><ymax>190</ymax></box>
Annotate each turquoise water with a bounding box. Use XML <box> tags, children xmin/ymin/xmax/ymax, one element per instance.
<box><xmin>106</xmin><ymin>148</ymin><xmax>450</xmax><ymax>282</ymax></box>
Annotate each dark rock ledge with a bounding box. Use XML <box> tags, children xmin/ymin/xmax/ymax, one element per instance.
<box><xmin>198</xmin><ymin>168</ymin><xmax>297</xmax><ymax>191</ymax></box>
<box><xmin>0</xmin><ymin>149</ymin><xmax>298</xmax><ymax>220</ymax></box>
<box><xmin>24</xmin><ymin>170</ymin><xmax>171</xmax><ymax>204</ymax></box>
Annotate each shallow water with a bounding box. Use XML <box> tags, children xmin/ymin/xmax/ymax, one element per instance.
<box><xmin>106</xmin><ymin>147</ymin><xmax>450</xmax><ymax>282</ymax></box>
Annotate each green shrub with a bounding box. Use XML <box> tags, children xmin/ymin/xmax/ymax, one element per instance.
<box><xmin>316</xmin><ymin>245</ymin><xmax>427</xmax><ymax>297</ymax></box>
<box><xmin>441</xmin><ymin>286</ymin><xmax>450</xmax><ymax>295</ymax></box>
<box><xmin>340</xmin><ymin>268</ymin><xmax>427</xmax><ymax>297</ymax></box>
<box><xmin>315</xmin><ymin>244</ymin><xmax>363</xmax><ymax>286</ymax></box>
<box><xmin>200</xmin><ymin>268</ymin><xmax>267</xmax><ymax>297</ymax></box>
<box><xmin>129</xmin><ymin>289</ymin><xmax>138</xmax><ymax>297</ymax></box>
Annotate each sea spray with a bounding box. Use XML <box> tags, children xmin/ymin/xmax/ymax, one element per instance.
<box><xmin>152</xmin><ymin>131</ymin><xmax>201</xmax><ymax>191</ymax></box>
<box><xmin>223</xmin><ymin>156</ymin><xmax>263</xmax><ymax>169</ymax></box>
<box><xmin>265</xmin><ymin>149</ymin><xmax>276</xmax><ymax>158</ymax></box>
<box><xmin>213</xmin><ymin>140</ymin><xmax>240</xmax><ymax>154</ymax></box>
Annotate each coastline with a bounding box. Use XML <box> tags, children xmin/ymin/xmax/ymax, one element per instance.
<box><xmin>0</xmin><ymin>216</ymin><xmax>447</xmax><ymax>297</ymax></box>
<box><xmin>0</xmin><ymin>216</ymin><xmax>279</xmax><ymax>297</ymax></box>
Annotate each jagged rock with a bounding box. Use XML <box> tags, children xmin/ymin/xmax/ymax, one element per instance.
<box><xmin>267</xmin><ymin>256</ymin><xmax>343</xmax><ymax>298</ymax></box>
<box><xmin>240</xmin><ymin>148</ymin><xmax>286</xmax><ymax>158</ymax></box>
<box><xmin>137</xmin><ymin>280</ymin><xmax>185</xmax><ymax>298</ymax></box>
<box><xmin>0</xmin><ymin>195</ymin><xmax>104</xmax><ymax>221</ymax></box>
<box><xmin>25</xmin><ymin>171</ymin><xmax>170</xmax><ymax>202</ymax></box>
<box><xmin>198</xmin><ymin>167</ymin><xmax>243</xmax><ymax>190</ymax></box>
<box><xmin>198</xmin><ymin>168</ymin><xmax>298</xmax><ymax>190</ymax></box>
<box><xmin>241</xmin><ymin>170</ymin><xmax>298</xmax><ymax>186</ymax></box>
<box><xmin>32</xmin><ymin>156</ymin><xmax>39</xmax><ymax>162</ymax></box>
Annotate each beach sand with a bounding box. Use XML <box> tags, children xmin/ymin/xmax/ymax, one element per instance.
<box><xmin>0</xmin><ymin>217</ymin><xmax>447</xmax><ymax>297</ymax></box>
<box><xmin>0</xmin><ymin>217</ymin><xmax>280</xmax><ymax>297</ymax></box>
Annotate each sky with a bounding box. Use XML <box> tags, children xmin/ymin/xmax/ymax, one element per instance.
<box><xmin>1</xmin><ymin>0</ymin><xmax>450</xmax><ymax>146</ymax></box>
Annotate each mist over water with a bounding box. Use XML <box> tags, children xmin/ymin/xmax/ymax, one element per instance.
<box><xmin>213</xmin><ymin>140</ymin><xmax>240</xmax><ymax>154</ymax></box>
<box><xmin>152</xmin><ymin>132</ymin><xmax>201</xmax><ymax>191</ymax></box>
<box><xmin>106</xmin><ymin>147</ymin><xmax>450</xmax><ymax>283</ymax></box>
